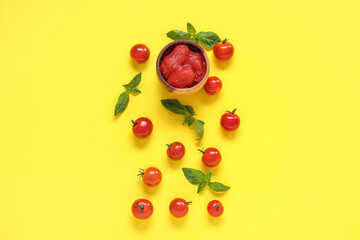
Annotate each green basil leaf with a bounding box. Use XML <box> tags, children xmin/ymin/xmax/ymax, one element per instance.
<box><xmin>187</xmin><ymin>23</ymin><xmax>196</xmax><ymax>36</ymax></box>
<box><xmin>205</xmin><ymin>172</ymin><xmax>212</xmax><ymax>183</ymax></box>
<box><xmin>185</xmin><ymin>116</ymin><xmax>194</xmax><ymax>126</ymax></box>
<box><xmin>194</xmin><ymin>119</ymin><xmax>204</xmax><ymax>139</ymax></box>
<box><xmin>182</xmin><ymin>168</ymin><xmax>205</xmax><ymax>185</ymax></box>
<box><xmin>124</xmin><ymin>72</ymin><xmax>141</xmax><ymax>89</ymax></box>
<box><xmin>197</xmin><ymin>182</ymin><xmax>207</xmax><ymax>193</ymax></box>
<box><xmin>184</xmin><ymin>105</ymin><xmax>195</xmax><ymax>116</ymax></box>
<box><xmin>114</xmin><ymin>92</ymin><xmax>129</xmax><ymax>116</ymax></box>
<box><xmin>191</xmin><ymin>36</ymin><xmax>198</xmax><ymax>44</ymax></box>
<box><xmin>208</xmin><ymin>182</ymin><xmax>230</xmax><ymax>192</ymax></box>
<box><xmin>161</xmin><ymin>99</ymin><xmax>190</xmax><ymax>115</ymax></box>
<box><xmin>167</xmin><ymin>30</ymin><xmax>191</xmax><ymax>40</ymax></box>
<box><xmin>128</xmin><ymin>88</ymin><xmax>141</xmax><ymax>93</ymax></box>
<box><xmin>196</xmin><ymin>31</ymin><xmax>221</xmax><ymax>48</ymax></box>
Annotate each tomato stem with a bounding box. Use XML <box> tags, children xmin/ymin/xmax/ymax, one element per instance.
<box><xmin>136</xmin><ymin>204</ymin><xmax>145</xmax><ymax>214</ymax></box>
<box><xmin>197</xmin><ymin>149</ymin><xmax>206</xmax><ymax>154</ymax></box>
<box><xmin>137</xmin><ymin>168</ymin><xmax>145</xmax><ymax>178</ymax></box>
<box><xmin>216</xmin><ymin>204</ymin><xmax>220</xmax><ymax>212</ymax></box>
<box><xmin>166</xmin><ymin>144</ymin><xmax>172</xmax><ymax>149</ymax></box>
<box><xmin>226</xmin><ymin>108</ymin><xmax>237</xmax><ymax>114</ymax></box>
<box><xmin>185</xmin><ymin>201</ymin><xmax>192</xmax><ymax>205</ymax></box>
<box><xmin>222</xmin><ymin>38</ymin><xmax>228</xmax><ymax>44</ymax></box>
<box><xmin>131</xmin><ymin>120</ymin><xmax>138</xmax><ymax>126</ymax></box>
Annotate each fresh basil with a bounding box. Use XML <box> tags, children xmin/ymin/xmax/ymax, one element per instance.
<box><xmin>187</xmin><ymin>23</ymin><xmax>196</xmax><ymax>36</ymax></box>
<box><xmin>182</xmin><ymin>168</ymin><xmax>205</xmax><ymax>185</ymax></box>
<box><xmin>166</xmin><ymin>30</ymin><xmax>191</xmax><ymax>41</ymax></box>
<box><xmin>114</xmin><ymin>72</ymin><xmax>142</xmax><ymax>117</ymax></box>
<box><xmin>208</xmin><ymin>182</ymin><xmax>230</xmax><ymax>192</ymax></box>
<box><xmin>161</xmin><ymin>99</ymin><xmax>205</xmax><ymax>138</ymax></box>
<box><xmin>182</xmin><ymin>168</ymin><xmax>230</xmax><ymax>193</ymax></box>
<box><xmin>166</xmin><ymin>23</ymin><xmax>222</xmax><ymax>49</ymax></box>
<box><xmin>114</xmin><ymin>92</ymin><xmax>129</xmax><ymax>116</ymax></box>
<box><xmin>196</xmin><ymin>31</ymin><xmax>221</xmax><ymax>48</ymax></box>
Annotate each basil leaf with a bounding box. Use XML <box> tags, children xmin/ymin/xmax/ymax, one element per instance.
<box><xmin>185</xmin><ymin>116</ymin><xmax>194</xmax><ymax>126</ymax></box>
<box><xmin>191</xmin><ymin>36</ymin><xmax>198</xmax><ymax>44</ymax></box>
<box><xmin>182</xmin><ymin>168</ymin><xmax>205</xmax><ymax>185</ymax></box>
<box><xmin>128</xmin><ymin>88</ymin><xmax>141</xmax><ymax>93</ymax></box>
<box><xmin>167</xmin><ymin>30</ymin><xmax>191</xmax><ymax>41</ymax></box>
<box><xmin>187</xmin><ymin>23</ymin><xmax>196</xmax><ymax>36</ymax></box>
<box><xmin>196</xmin><ymin>31</ymin><xmax>221</xmax><ymax>48</ymax></box>
<box><xmin>197</xmin><ymin>182</ymin><xmax>207</xmax><ymax>193</ymax></box>
<box><xmin>205</xmin><ymin>172</ymin><xmax>212</xmax><ymax>183</ymax></box>
<box><xmin>184</xmin><ymin>105</ymin><xmax>195</xmax><ymax>116</ymax></box>
<box><xmin>114</xmin><ymin>92</ymin><xmax>129</xmax><ymax>116</ymax></box>
<box><xmin>125</xmin><ymin>72</ymin><xmax>141</xmax><ymax>89</ymax></box>
<box><xmin>161</xmin><ymin>99</ymin><xmax>190</xmax><ymax>115</ymax></box>
<box><xmin>194</xmin><ymin>119</ymin><xmax>204</xmax><ymax>138</ymax></box>
<box><xmin>208</xmin><ymin>182</ymin><xmax>230</xmax><ymax>192</ymax></box>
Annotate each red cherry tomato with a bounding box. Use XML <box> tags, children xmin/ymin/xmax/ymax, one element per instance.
<box><xmin>169</xmin><ymin>198</ymin><xmax>191</xmax><ymax>218</ymax></box>
<box><xmin>138</xmin><ymin>167</ymin><xmax>162</xmax><ymax>187</ymax></box>
<box><xmin>166</xmin><ymin>142</ymin><xmax>185</xmax><ymax>160</ymax></box>
<box><xmin>221</xmin><ymin>109</ymin><xmax>240</xmax><ymax>131</ymax></box>
<box><xmin>213</xmin><ymin>39</ymin><xmax>234</xmax><ymax>61</ymax></box>
<box><xmin>132</xmin><ymin>199</ymin><xmax>153</xmax><ymax>219</ymax></box>
<box><xmin>198</xmin><ymin>147</ymin><xmax>222</xmax><ymax>167</ymax></box>
<box><xmin>130</xmin><ymin>44</ymin><xmax>150</xmax><ymax>63</ymax></box>
<box><xmin>207</xmin><ymin>200</ymin><xmax>224</xmax><ymax>217</ymax></box>
<box><xmin>132</xmin><ymin>117</ymin><xmax>153</xmax><ymax>139</ymax></box>
<box><xmin>203</xmin><ymin>76</ymin><xmax>222</xmax><ymax>95</ymax></box>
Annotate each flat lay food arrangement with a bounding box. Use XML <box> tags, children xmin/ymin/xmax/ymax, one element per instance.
<box><xmin>115</xmin><ymin>23</ymin><xmax>237</xmax><ymax>219</ymax></box>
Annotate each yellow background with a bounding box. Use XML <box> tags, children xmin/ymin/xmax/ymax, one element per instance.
<box><xmin>1</xmin><ymin>0</ymin><xmax>360</xmax><ymax>239</ymax></box>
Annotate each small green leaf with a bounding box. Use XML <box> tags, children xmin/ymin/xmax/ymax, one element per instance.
<box><xmin>167</xmin><ymin>30</ymin><xmax>191</xmax><ymax>41</ymax></box>
<box><xmin>185</xmin><ymin>116</ymin><xmax>194</xmax><ymax>126</ymax></box>
<box><xmin>161</xmin><ymin>99</ymin><xmax>190</xmax><ymax>115</ymax></box>
<box><xmin>128</xmin><ymin>88</ymin><xmax>141</xmax><ymax>93</ymax></box>
<box><xmin>197</xmin><ymin>182</ymin><xmax>207</xmax><ymax>193</ymax></box>
<box><xmin>114</xmin><ymin>92</ymin><xmax>129</xmax><ymax>116</ymax></box>
<box><xmin>124</xmin><ymin>72</ymin><xmax>141</xmax><ymax>89</ymax></box>
<box><xmin>187</xmin><ymin>23</ymin><xmax>196</xmax><ymax>36</ymax></box>
<box><xmin>191</xmin><ymin>36</ymin><xmax>198</xmax><ymax>44</ymax></box>
<box><xmin>208</xmin><ymin>182</ymin><xmax>230</xmax><ymax>192</ymax></box>
<box><xmin>205</xmin><ymin>172</ymin><xmax>212</xmax><ymax>183</ymax></box>
<box><xmin>196</xmin><ymin>31</ymin><xmax>221</xmax><ymax>48</ymax></box>
<box><xmin>184</xmin><ymin>105</ymin><xmax>195</xmax><ymax>116</ymax></box>
<box><xmin>194</xmin><ymin>119</ymin><xmax>204</xmax><ymax>138</ymax></box>
<box><xmin>182</xmin><ymin>168</ymin><xmax>205</xmax><ymax>185</ymax></box>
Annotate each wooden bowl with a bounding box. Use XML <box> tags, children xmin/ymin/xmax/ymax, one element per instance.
<box><xmin>156</xmin><ymin>40</ymin><xmax>210</xmax><ymax>95</ymax></box>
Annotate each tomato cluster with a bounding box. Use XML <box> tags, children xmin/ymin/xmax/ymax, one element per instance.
<box><xmin>127</xmin><ymin>38</ymin><xmax>237</xmax><ymax>220</ymax></box>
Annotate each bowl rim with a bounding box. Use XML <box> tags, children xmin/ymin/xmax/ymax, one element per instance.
<box><xmin>156</xmin><ymin>40</ymin><xmax>210</xmax><ymax>93</ymax></box>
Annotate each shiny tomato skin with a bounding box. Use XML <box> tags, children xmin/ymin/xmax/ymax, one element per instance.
<box><xmin>213</xmin><ymin>41</ymin><xmax>234</xmax><ymax>61</ymax></box>
<box><xmin>200</xmin><ymin>147</ymin><xmax>222</xmax><ymax>167</ymax></box>
<box><xmin>204</xmin><ymin>76</ymin><xmax>222</xmax><ymax>95</ymax></box>
<box><xmin>130</xmin><ymin>44</ymin><xmax>150</xmax><ymax>63</ymax></box>
<box><xmin>207</xmin><ymin>200</ymin><xmax>224</xmax><ymax>217</ymax></box>
<box><xmin>166</xmin><ymin>142</ymin><xmax>185</xmax><ymax>160</ymax></box>
<box><xmin>132</xmin><ymin>117</ymin><xmax>153</xmax><ymax>139</ymax></box>
<box><xmin>221</xmin><ymin>110</ymin><xmax>240</xmax><ymax>131</ymax></box>
<box><xmin>141</xmin><ymin>167</ymin><xmax>162</xmax><ymax>187</ymax></box>
<box><xmin>169</xmin><ymin>198</ymin><xmax>191</xmax><ymax>218</ymax></box>
<box><xmin>132</xmin><ymin>199</ymin><xmax>153</xmax><ymax>219</ymax></box>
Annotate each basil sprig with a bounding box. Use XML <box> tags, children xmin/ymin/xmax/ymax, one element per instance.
<box><xmin>161</xmin><ymin>99</ymin><xmax>205</xmax><ymax>139</ymax></box>
<box><xmin>114</xmin><ymin>73</ymin><xmax>142</xmax><ymax>116</ymax></box>
<box><xmin>182</xmin><ymin>168</ymin><xmax>230</xmax><ymax>193</ymax></box>
<box><xmin>166</xmin><ymin>23</ymin><xmax>221</xmax><ymax>48</ymax></box>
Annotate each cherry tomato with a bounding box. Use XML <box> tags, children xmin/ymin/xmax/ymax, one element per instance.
<box><xmin>203</xmin><ymin>76</ymin><xmax>222</xmax><ymax>95</ymax></box>
<box><xmin>166</xmin><ymin>142</ymin><xmax>185</xmax><ymax>160</ymax></box>
<box><xmin>130</xmin><ymin>44</ymin><xmax>150</xmax><ymax>63</ymax></box>
<box><xmin>221</xmin><ymin>109</ymin><xmax>240</xmax><ymax>131</ymax></box>
<box><xmin>138</xmin><ymin>167</ymin><xmax>162</xmax><ymax>187</ymax></box>
<box><xmin>169</xmin><ymin>198</ymin><xmax>191</xmax><ymax>218</ymax></box>
<box><xmin>213</xmin><ymin>39</ymin><xmax>234</xmax><ymax>61</ymax></box>
<box><xmin>132</xmin><ymin>199</ymin><xmax>153</xmax><ymax>219</ymax></box>
<box><xmin>132</xmin><ymin>117</ymin><xmax>153</xmax><ymax>139</ymax></box>
<box><xmin>207</xmin><ymin>200</ymin><xmax>224</xmax><ymax>217</ymax></box>
<box><xmin>198</xmin><ymin>147</ymin><xmax>222</xmax><ymax>167</ymax></box>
